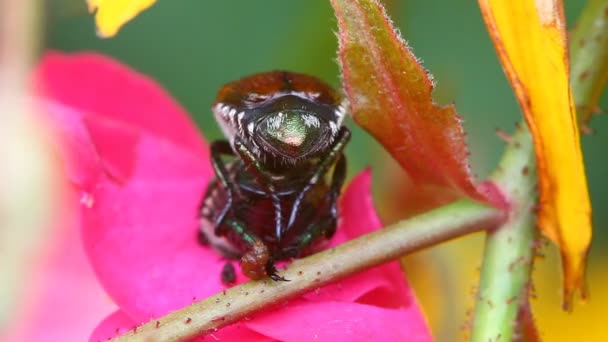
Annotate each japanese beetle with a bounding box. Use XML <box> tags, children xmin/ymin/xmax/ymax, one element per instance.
<box><xmin>199</xmin><ymin>71</ymin><xmax>350</xmax><ymax>282</ymax></box>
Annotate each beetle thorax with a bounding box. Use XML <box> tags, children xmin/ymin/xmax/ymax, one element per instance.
<box><xmin>213</xmin><ymin>92</ymin><xmax>346</xmax><ymax>166</ymax></box>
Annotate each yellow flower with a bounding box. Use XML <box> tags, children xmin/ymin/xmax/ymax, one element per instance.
<box><xmin>533</xmin><ymin>249</ymin><xmax>608</xmax><ymax>341</ymax></box>
<box><xmin>87</xmin><ymin>0</ymin><xmax>156</xmax><ymax>38</ymax></box>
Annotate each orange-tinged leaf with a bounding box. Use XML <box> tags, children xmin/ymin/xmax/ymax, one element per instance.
<box><xmin>478</xmin><ymin>0</ymin><xmax>592</xmax><ymax>308</ymax></box>
<box><xmin>86</xmin><ymin>0</ymin><xmax>156</xmax><ymax>38</ymax></box>
<box><xmin>330</xmin><ymin>0</ymin><xmax>493</xmax><ymax>209</ymax></box>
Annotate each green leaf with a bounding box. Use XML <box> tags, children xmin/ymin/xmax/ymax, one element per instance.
<box><xmin>331</xmin><ymin>0</ymin><xmax>494</xmax><ymax>211</ymax></box>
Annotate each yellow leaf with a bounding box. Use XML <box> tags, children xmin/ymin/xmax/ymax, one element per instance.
<box><xmin>478</xmin><ymin>0</ymin><xmax>592</xmax><ymax>309</ymax></box>
<box><xmin>86</xmin><ymin>0</ymin><xmax>156</xmax><ymax>38</ymax></box>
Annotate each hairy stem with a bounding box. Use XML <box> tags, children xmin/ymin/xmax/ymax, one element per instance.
<box><xmin>113</xmin><ymin>199</ymin><xmax>503</xmax><ymax>341</ymax></box>
<box><xmin>570</xmin><ymin>0</ymin><xmax>608</xmax><ymax>125</ymax></box>
<box><xmin>471</xmin><ymin>127</ymin><xmax>537</xmax><ymax>342</ymax></box>
<box><xmin>471</xmin><ymin>0</ymin><xmax>608</xmax><ymax>340</ymax></box>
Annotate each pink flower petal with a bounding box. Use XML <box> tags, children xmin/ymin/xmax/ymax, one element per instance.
<box><xmin>302</xmin><ymin>265</ymin><xmax>412</xmax><ymax>309</ymax></box>
<box><xmin>40</xmin><ymin>100</ymin><xmax>104</xmax><ymax>190</ymax></box>
<box><xmin>90</xmin><ymin>310</ymin><xmax>274</xmax><ymax>342</ymax></box>
<box><xmin>246</xmin><ymin>300</ymin><xmax>430</xmax><ymax>341</ymax></box>
<box><xmin>331</xmin><ymin>168</ymin><xmax>383</xmax><ymax>244</ymax></box>
<box><xmin>81</xmin><ymin>128</ymin><xmax>215</xmax><ymax>321</ymax></box>
<box><xmin>82</xmin><ymin>114</ymin><xmax>141</xmax><ymax>183</ymax></box>
<box><xmin>36</xmin><ymin>52</ymin><xmax>206</xmax><ymax>157</ymax></box>
<box><xmin>89</xmin><ymin>310</ymin><xmax>134</xmax><ymax>342</ymax></box>
<box><xmin>303</xmin><ymin>171</ymin><xmax>418</xmax><ymax>308</ymax></box>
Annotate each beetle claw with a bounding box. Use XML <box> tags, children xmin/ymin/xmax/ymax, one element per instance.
<box><xmin>265</xmin><ymin>260</ymin><xmax>290</xmax><ymax>282</ymax></box>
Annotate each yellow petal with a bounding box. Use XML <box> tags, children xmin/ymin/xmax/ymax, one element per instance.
<box><xmin>478</xmin><ymin>0</ymin><xmax>592</xmax><ymax>309</ymax></box>
<box><xmin>533</xmin><ymin>249</ymin><xmax>608</xmax><ymax>341</ymax></box>
<box><xmin>86</xmin><ymin>0</ymin><xmax>156</xmax><ymax>38</ymax></box>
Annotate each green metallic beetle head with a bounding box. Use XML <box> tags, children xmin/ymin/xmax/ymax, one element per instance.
<box><xmin>258</xmin><ymin>110</ymin><xmax>324</xmax><ymax>158</ymax></box>
<box><xmin>254</xmin><ymin>95</ymin><xmax>343</xmax><ymax>162</ymax></box>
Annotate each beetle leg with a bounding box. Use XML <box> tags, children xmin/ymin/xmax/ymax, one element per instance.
<box><xmin>208</xmin><ymin>140</ymin><xmax>241</xmax><ymax>233</ymax></box>
<box><xmin>287</xmin><ymin>127</ymin><xmax>351</xmax><ymax>231</ymax></box>
<box><xmin>221</xmin><ymin>262</ymin><xmax>237</xmax><ymax>285</ymax></box>
<box><xmin>265</xmin><ymin>260</ymin><xmax>289</xmax><ymax>282</ymax></box>
<box><xmin>222</xmin><ymin>217</ymin><xmax>258</xmax><ymax>246</ymax></box>
<box><xmin>233</xmin><ymin>139</ymin><xmax>285</xmax><ymax>242</ymax></box>
<box><xmin>322</xmin><ymin>152</ymin><xmax>347</xmax><ymax>239</ymax></box>
<box><xmin>282</xmin><ymin>216</ymin><xmax>337</xmax><ymax>259</ymax></box>
<box><xmin>281</xmin><ymin>152</ymin><xmax>347</xmax><ymax>257</ymax></box>
<box><xmin>221</xmin><ymin>219</ymin><xmax>289</xmax><ymax>282</ymax></box>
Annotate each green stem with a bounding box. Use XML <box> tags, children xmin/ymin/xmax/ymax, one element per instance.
<box><xmin>570</xmin><ymin>0</ymin><xmax>608</xmax><ymax>125</ymax></box>
<box><xmin>113</xmin><ymin>199</ymin><xmax>503</xmax><ymax>342</ymax></box>
<box><xmin>471</xmin><ymin>127</ymin><xmax>537</xmax><ymax>342</ymax></box>
<box><xmin>471</xmin><ymin>0</ymin><xmax>608</xmax><ymax>340</ymax></box>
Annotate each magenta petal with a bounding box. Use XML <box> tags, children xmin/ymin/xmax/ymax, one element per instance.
<box><xmin>311</xmin><ymin>170</ymin><xmax>416</xmax><ymax>307</ymax></box>
<box><xmin>89</xmin><ymin>310</ymin><xmax>134</xmax><ymax>342</ymax></box>
<box><xmin>247</xmin><ymin>300</ymin><xmax>431</xmax><ymax>341</ymax></box>
<box><xmin>90</xmin><ymin>311</ymin><xmax>273</xmax><ymax>342</ymax></box>
<box><xmin>331</xmin><ymin>169</ymin><xmax>382</xmax><ymax>244</ymax></box>
<box><xmin>303</xmin><ymin>264</ymin><xmax>413</xmax><ymax>309</ymax></box>
<box><xmin>81</xmin><ymin>130</ymin><xmax>219</xmax><ymax>321</ymax></box>
<box><xmin>87</xmin><ymin>311</ymin><xmax>274</xmax><ymax>342</ymax></box>
<box><xmin>83</xmin><ymin>115</ymin><xmax>140</xmax><ymax>183</ymax></box>
<box><xmin>36</xmin><ymin>52</ymin><xmax>207</xmax><ymax>156</ymax></box>
<box><xmin>41</xmin><ymin>101</ymin><xmax>104</xmax><ymax>190</ymax></box>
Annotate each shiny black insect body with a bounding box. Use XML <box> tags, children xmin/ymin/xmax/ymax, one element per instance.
<box><xmin>199</xmin><ymin>71</ymin><xmax>350</xmax><ymax>281</ymax></box>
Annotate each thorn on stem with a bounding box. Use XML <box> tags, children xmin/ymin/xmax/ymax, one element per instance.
<box><xmin>581</xmin><ymin>124</ymin><xmax>594</xmax><ymax>135</ymax></box>
<box><xmin>578</xmin><ymin>39</ymin><xmax>586</xmax><ymax>47</ymax></box>
<box><xmin>495</xmin><ymin>128</ymin><xmax>512</xmax><ymax>143</ymax></box>
<box><xmin>593</xmin><ymin>105</ymin><xmax>605</xmax><ymax>114</ymax></box>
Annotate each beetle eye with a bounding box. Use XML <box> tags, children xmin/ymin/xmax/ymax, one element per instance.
<box><xmin>256</xmin><ymin>111</ymin><xmax>330</xmax><ymax>158</ymax></box>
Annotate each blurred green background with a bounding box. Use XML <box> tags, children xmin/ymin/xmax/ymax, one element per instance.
<box><xmin>45</xmin><ymin>0</ymin><xmax>607</xmax><ymax>340</ymax></box>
